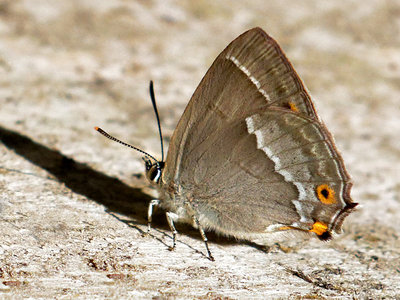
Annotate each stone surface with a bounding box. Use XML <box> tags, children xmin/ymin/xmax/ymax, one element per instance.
<box><xmin>0</xmin><ymin>0</ymin><xmax>399</xmax><ymax>298</ymax></box>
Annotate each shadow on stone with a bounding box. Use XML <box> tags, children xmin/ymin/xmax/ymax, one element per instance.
<box><xmin>0</xmin><ymin>126</ymin><xmax>245</xmax><ymax>248</ymax></box>
<box><xmin>0</xmin><ymin>125</ymin><xmax>151</xmax><ymax>223</ymax></box>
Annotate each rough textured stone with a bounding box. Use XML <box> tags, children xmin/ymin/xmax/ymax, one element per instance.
<box><xmin>1</xmin><ymin>0</ymin><xmax>399</xmax><ymax>298</ymax></box>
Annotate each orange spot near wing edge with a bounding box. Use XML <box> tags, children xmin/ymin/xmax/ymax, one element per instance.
<box><xmin>309</xmin><ymin>221</ymin><xmax>328</xmax><ymax>236</ymax></box>
<box><xmin>288</xmin><ymin>101</ymin><xmax>299</xmax><ymax>112</ymax></box>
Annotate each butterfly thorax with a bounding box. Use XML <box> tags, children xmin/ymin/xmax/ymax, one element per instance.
<box><xmin>144</xmin><ymin>160</ymin><xmax>195</xmax><ymax>225</ymax></box>
<box><xmin>159</xmin><ymin>179</ymin><xmax>196</xmax><ymax>224</ymax></box>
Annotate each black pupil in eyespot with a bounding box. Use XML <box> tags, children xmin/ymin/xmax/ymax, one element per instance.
<box><xmin>321</xmin><ymin>189</ymin><xmax>329</xmax><ymax>198</ymax></box>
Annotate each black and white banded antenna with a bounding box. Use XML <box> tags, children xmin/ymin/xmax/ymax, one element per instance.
<box><xmin>94</xmin><ymin>80</ymin><xmax>165</xmax><ymax>164</ymax></box>
<box><xmin>94</xmin><ymin>126</ymin><xmax>158</xmax><ymax>163</ymax></box>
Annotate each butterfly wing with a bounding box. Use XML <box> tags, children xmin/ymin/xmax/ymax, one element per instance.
<box><xmin>161</xmin><ymin>28</ymin><xmax>355</xmax><ymax>239</ymax></box>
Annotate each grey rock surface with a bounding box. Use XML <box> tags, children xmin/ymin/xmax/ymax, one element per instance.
<box><xmin>0</xmin><ymin>0</ymin><xmax>399</xmax><ymax>298</ymax></box>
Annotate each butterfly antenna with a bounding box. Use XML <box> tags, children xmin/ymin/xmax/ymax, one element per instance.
<box><xmin>149</xmin><ymin>80</ymin><xmax>165</xmax><ymax>162</ymax></box>
<box><xmin>94</xmin><ymin>127</ymin><xmax>158</xmax><ymax>163</ymax></box>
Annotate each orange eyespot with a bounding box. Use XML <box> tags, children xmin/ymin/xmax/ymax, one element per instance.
<box><xmin>309</xmin><ymin>221</ymin><xmax>328</xmax><ymax>236</ymax></box>
<box><xmin>288</xmin><ymin>101</ymin><xmax>299</xmax><ymax>112</ymax></box>
<box><xmin>316</xmin><ymin>184</ymin><xmax>336</xmax><ymax>204</ymax></box>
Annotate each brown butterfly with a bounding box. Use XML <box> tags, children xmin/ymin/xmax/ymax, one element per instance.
<box><xmin>96</xmin><ymin>27</ymin><xmax>357</xmax><ymax>260</ymax></box>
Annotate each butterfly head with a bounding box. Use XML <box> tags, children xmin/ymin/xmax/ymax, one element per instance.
<box><xmin>144</xmin><ymin>157</ymin><xmax>164</xmax><ymax>185</ymax></box>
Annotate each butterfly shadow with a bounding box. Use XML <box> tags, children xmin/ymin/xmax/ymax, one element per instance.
<box><xmin>0</xmin><ymin>125</ymin><xmax>153</xmax><ymax>221</ymax></box>
<box><xmin>0</xmin><ymin>126</ymin><xmax>240</xmax><ymax>253</ymax></box>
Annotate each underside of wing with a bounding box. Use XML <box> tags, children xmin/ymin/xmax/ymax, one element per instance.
<box><xmin>161</xmin><ymin>28</ymin><xmax>355</xmax><ymax>239</ymax></box>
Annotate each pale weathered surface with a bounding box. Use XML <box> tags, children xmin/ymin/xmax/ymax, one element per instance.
<box><xmin>1</xmin><ymin>0</ymin><xmax>399</xmax><ymax>298</ymax></box>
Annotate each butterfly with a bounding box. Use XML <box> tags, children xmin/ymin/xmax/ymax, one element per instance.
<box><xmin>96</xmin><ymin>27</ymin><xmax>357</xmax><ymax>260</ymax></box>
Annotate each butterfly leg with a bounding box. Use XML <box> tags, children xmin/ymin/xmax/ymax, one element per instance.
<box><xmin>147</xmin><ymin>199</ymin><xmax>160</xmax><ymax>232</ymax></box>
<box><xmin>165</xmin><ymin>212</ymin><xmax>179</xmax><ymax>251</ymax></box>
<box><xmin>193</xmin><ymin>216</ymin><xmax>215</xmax><ymax>261</ymax></box>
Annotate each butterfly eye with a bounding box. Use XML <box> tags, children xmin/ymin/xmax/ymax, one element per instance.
<box><xmin>146</xmin><ymin>164</ymin><xmax>162</xmax><ymax>184</ymax></box>
<box><xmin>316</xmin><ymin>184</ymin><xmax>336</xmax><ymax>204</ymax></box>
